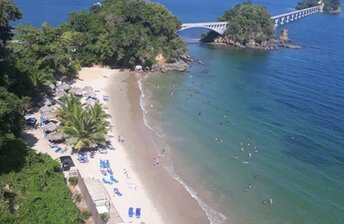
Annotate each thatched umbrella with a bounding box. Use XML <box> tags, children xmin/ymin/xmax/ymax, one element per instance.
<box><xmin>43</xmin><ymin>122</ymin><xmax>58</xmax><ymax>132</ymax></box>
<box><xmin>49</xmin><ymin>83</ymin><xmax>55</xmax><ymax>91</ymax></box>
<box><xmin>44</xmin><ymin>112</ymin><xmax>58</xmax><ymax>121</ymax></box>
<box><xmin>57</xmin><ymin>83</ymin><xmax>71</xmax><ymax>92</ymax></box>
<box><xmin>69</xmin><ymin>87</ymin><xmax>83</xmax><ymax>96</ymax></box>
<box><xmin>47</xmin><ymin>132</ymin><xmax>64</xmax><ymax>142</ymax></box>
<box><xmin>82</xmin><ymin>86</ymin><xmax>93</xmax><ymax>92</ymax></box>
<box><xmin>84</xmin><ymin>91</ymin><xmax>97</xmax><ymax>99</ymax></box>
<box><xmin>39</xmin><ymin>105</ymin><xmax>53</xmax><ymax>114</ymax></box>
<box><xmin>55</xmin><ymin>90</ymin><xmax>66</xmax><ymax>99</ymax></box>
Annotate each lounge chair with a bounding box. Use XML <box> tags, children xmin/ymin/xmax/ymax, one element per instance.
<box><xmin>108</xmin><ymin>168</ymin><xmax>113</xmax><ymax>175</ymax></box>
<box><xmin>128</xmin><ymin>207</ymin><xmax>134</xmax><ymax>218</ymax></box>
<box><xmin>110</xmin><ymin>175</ymin><xmax>119</xmax><ymax>183</ymax></box>
<box><xmin>55</xmin><ymin>147</ymin><xmax>62</xmax><ymax>153</ymax></box>
<box><xmin>135</xmin><ymin>208</ymin><xmax>141</xmax><ymax>219</ymax></box>
<box><xmin>102</xmin><ymin>178</ymin><xmax>112</xmax><ymax>185</ymax></box>
<box><xmin>113</xmin><ymin>188</ymin><xmax>122</xmax><ymax>196</ymax></box>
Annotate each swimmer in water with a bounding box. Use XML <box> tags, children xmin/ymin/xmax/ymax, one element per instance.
<box><xmin>248</xmin><ymin>152</ymin><xmax>252</xmax><ymax>158</ymax></box>
<box><xmin>240</xmin><ymin>147</ymin><xmax>244</xmax><ymax>152</ymax></box>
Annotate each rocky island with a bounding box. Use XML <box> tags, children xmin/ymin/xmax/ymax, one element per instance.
<box><xmin>296</xmin><ymin>0</ymin><xmax>341</xmax><ymax>13</ymax></box>
<box><xmin>201</xmin><ymin>2</ymin><xmax>276</xmax><ymax>50</ymax></box>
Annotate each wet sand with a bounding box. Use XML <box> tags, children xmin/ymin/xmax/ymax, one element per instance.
<box><xmin>107</xmin><ymin>71</ymin><xmax>209</xmax><ymax>224</ymax></box>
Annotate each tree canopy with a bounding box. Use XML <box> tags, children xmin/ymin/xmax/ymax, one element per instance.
<box><xmin>296</xmin><ymin>0</ymin><xmax>341</xmax><ymax>12</ymax></box>
<box><xmin>0</xmin><ymin>87</ymin><xmax>24</xmax><ymax>137</ymax></box>
<box><xmin>63</xmin><ymin>0</ymin><xmax>186</xmax><ymax>68</ymax></box>
<box><xmin>0</xmin><ymin>0</ymin><xmax>22</xmax><ymax>58</ymax></box>
<box><xmin>0</xmin><ymin>2</ymin><xmax>81</xmax><ymax>223</ymax></box>
<box><xmin>0</xmin><ymin>149</ymin><xmax>82</xmax><ymax>224</ymax></box>
<box><xmin>221</xmin><ymin>2</ymin><xmax>274</xmax><ymax>44</ymax></box>
<box><xmin>201</xmin><ymin>2</ymin><xmax>274</xmax><ymax>46</ymax></box>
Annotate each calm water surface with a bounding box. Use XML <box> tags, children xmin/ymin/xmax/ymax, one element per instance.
<box><xmin>16</xmin><ymin>0</ymin><xmax>344</xmax><ymax>223</ymax></box>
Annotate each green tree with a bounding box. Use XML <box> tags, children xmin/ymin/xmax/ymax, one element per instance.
<box><xmin>65</xmin><ymin>0</ymin><xmax>186</xmax><ymax>68</ymax></box>
<box><xmin>221</xmin><ymin>2</ymin><xmax>274</xmax><ymax>44</ymax></box>
<box><xmin>296</xmin><ymin>0</ymin><xmax>341</xmax><ymax>12</ymax></box>
<box><xmin>9</xmin><ymin>24</ymin><xmax>81</xmax><ymax>94</ymax></box>
<box><xmin>0</xmin><ymin>0</ymin><xmax>22</xmax><ymax>58</ymax></box>
<box><xmin>57</xmin><ymin>94</ymin><xmax>109</xmax><ymax>151</ymax></box>
<box><xmin>0</xmin><ymin>87</ymin><xmax>24</xmax><ymax>137</ymax></box>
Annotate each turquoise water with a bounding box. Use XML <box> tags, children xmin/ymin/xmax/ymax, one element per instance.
<box><xmin>16</xmin><ymin>0</ymin><xmax>344</xmax><ymax>223</ymax></box>
<box><xmin>141</xmin><ymin>5</ymin><xmax>344</xmax><ymax>224</ymax></box>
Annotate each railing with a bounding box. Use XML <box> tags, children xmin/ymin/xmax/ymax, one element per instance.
<box><xmin>271</xmin><ymin>6</ymin><xmax>320</xmax><ymax>20</ymax></box>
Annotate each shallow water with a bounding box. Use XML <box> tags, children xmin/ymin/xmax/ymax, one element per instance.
<box><xmin>141</xmin><ymin>5</ymin><xmax>344</xmax><ymax>224</ymax></box>
<box><xmin>16</xmin><ymin>0</ymin><xmax>344</xmax><ymax>223</ymax></box>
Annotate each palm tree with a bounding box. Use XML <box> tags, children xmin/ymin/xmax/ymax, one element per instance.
<box><xmin>90</xmin><ymin>102</ymin><xmax>111</xmax><ymax>132</ymax></box>
<box><xmin>57</xmin><ymin>94</ymin><xmax>109</xmax><ymax>151</ymax></box>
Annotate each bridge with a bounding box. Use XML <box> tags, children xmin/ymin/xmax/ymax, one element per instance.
<box><xmin>179</xmin><ymin>4</ymin><xmax>323</xmax><ymax>35</ymax></box>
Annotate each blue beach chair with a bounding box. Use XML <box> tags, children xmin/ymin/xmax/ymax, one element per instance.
<box><xmin>128</xmin><ymin>207</ymin><xmax>134</xmax><ymax>218</ymax></box>
<box><xmin>135</xmin><ymin>208</ymin><xmax>141</xmax><ymax>219</ymax></box>
<box><xmin>55</xmin><ymin>147</ymin><xmax>62</xmax><ymax>153</ymax></box>
<box><xmin>110</xmin><ymin>175</ymin><xmax>119</xmax><ymax>183</ymax></box>
<box><xmin>102</xmin><ymin>178</ymin><xmax>112</xmax><ymax>185</ymax></box>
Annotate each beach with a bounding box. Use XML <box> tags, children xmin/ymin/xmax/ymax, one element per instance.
<box><xmin>24</xmin><ymin>66</ymin><xmax>209</xmax><ymax>224</ymax></box>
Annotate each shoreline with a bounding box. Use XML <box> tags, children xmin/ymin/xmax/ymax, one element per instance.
<box><xmin>107</xmin><ymin>70</ymin><xmax>210</xmax><ymax>224</ymax></box>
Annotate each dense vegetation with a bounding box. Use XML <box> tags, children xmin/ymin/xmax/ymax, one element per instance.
<box><xmin>202</xmin><ymin>2</ymin><xmax>274</xmax><ymax>47</ymax></box>
<box><xmin>57</xmin><ymin>94</ymin><xmax>110</xmax><ymax>151</ymax></box>
<box><xmin>65</xmin><ymin>0</ymin><xmax>186</xmax><ymax>67</ymax></box>
<box><xmin>0</xmin><ymin>1</ymin><xmax>81</xmax><ymax>223</ymax></box>
<box><xmin>0</xmin><ymin>150</ymin><xmax>82</xmax><ymax>224</ymax></box>
<box><xmin>2</xmin><ymin>0</ymin><xmax>186</xmax><ymax>98</ymax></box>
<box><xmin>296</xmin><ymin>0</ymin><xmax>341</xmax><ymax>12</ymax></box>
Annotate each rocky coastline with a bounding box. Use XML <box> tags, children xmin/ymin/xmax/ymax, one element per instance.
<box><xmin>205</xmin><ymin>28</ymin><xmax>301</xmax><ymax>50</ymax></box>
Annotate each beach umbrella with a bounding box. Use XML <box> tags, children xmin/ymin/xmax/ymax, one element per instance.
<box><xmin>43</xmin><ymin>122</ymin><xmax>58</xmax><ymax>132</ymax></box>
<box><xmin>39</xmin><ymin>105</ymin><xmax>53</xmax><ymax>114</ymax></box>
<box><xmin>84</xmin><ymin>91</ymin><xmax>97</xmax><ymax>99</ymax></box>
<box><xmin>47</xmin><ymin>132</ymin><xmax>64</xmax><ymax>142</ymax></box>
<box><xmin>69</xmin><ymin>87</ymin><xmax>83</xmax><ymax>96</ymax></box>
<box><xmin>57</xmin><ymin>83</ymin><xmax>71</xmax><ymax>92</ymax></box>
<box><xmin>43</xmin><ymin>98</ymin><xmax>53</xmax><ymax>106</ymax></box>
<box><xmin>55</xmin><ymin>90</ymin><xmax>66</xmax><ymax>99</ymax></box>
<box><xmin>86</xmin><ymin>98</ymin><xmax>97</xmax><ymax>106</ymax></box>
<box><xmin>82</xmin><ymin>86</ymin><xmax>93</xmax><ymax>92</ymax></box>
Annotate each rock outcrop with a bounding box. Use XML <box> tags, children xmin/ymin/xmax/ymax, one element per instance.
<box><xmin>211</xmin><ymin>36</ymin><xmax>275</xmax><ymax>50</ymax></box>
<box><xmin>151</xmin><ymin>53</ymin><xmax>192</xmax><ymax>73</ymax></box>
<box><xmin>278</xmin><ymin>29</ymin><xmax>301</xmax><ymax>49</ymax></box>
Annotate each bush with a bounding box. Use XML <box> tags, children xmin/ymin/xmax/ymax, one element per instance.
<box><xmin>68</xmin><ymin>176</ymin><xmax>78</xmax><ymax>186</ymax></box>
<box><xmin>0</xmin><ymin>149</ymin><xmax>82</xmax><ymax>224</ymax></box>
<box><xmin>100</xmin><ymin>212</ymin><xmax>109</xmax><ymax>223</ymax></box>
<box><xmin>81</xmin><ymin>210</ymin><xmax>92</xmax><ymax>220</ymax></box>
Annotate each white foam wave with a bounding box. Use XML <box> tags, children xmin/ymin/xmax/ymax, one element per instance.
<box><xmin>165</xmin><ymin>166</ymin><xmax>227</xmax><ymax>224</ymax></box>
<box><xmin>138</xmin><ymin>76</ymin><xmax>227</xmax><ymax>224</ymax></box>
<box><xmin>138</xmin><ymin>77</ymin><xmax>164</xmax><ymax>138</ymax></box>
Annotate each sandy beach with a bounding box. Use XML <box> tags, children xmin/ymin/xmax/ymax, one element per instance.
<box><xmin>24</xmin><ymin>66</ymin><xmax>208</xmax><ymax>224</ymax></box>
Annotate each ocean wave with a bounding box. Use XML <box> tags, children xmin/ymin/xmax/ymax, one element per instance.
<box><xmin>165</xmin><ymin>165</ymin><xmax>227</xmax><ymax>224</ymax></box>
<box><xmin>138</xmin><ymin>76</ymin><xmax>164</xmax><ymax>138</ymax></box>
<box><xmin>138</xmin><ymin>76</ymin><xmax>227</xmax><ymax>224</ymax></box>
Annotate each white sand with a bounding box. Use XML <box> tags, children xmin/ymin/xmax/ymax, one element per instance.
<box><xmin>25</xmin><ymin>66</ymin><xmax>165</xmax><ymax>224</ymax></box>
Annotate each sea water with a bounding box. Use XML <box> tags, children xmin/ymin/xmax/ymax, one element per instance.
<box><xmin>16</xmin><ymin>0</ymin><xmax>344</xmax><ymax>223</ymax></box>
